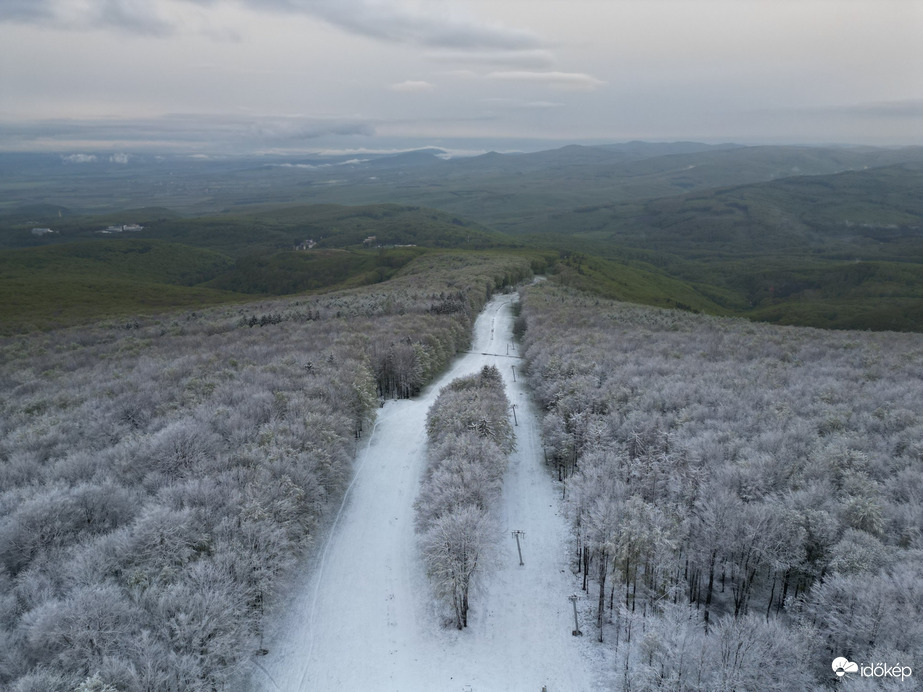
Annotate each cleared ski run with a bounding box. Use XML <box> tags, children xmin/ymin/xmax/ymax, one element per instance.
<box><xmin>253</xmin><ymin>293</ymin><xmax>599</xmax><ymax>692</ymax></box>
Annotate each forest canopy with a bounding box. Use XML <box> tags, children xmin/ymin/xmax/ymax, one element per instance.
<box><xmin>518</xmin><ymin>281</ymin><xmax>923</xmax><ymax>688</ymax></box>
<box><xmin>0</xmin><ymin>252</ymin><xmax>532</xmax><ymax>691</ymax></box>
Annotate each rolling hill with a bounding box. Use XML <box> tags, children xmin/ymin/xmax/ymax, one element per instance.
<box><xmin>0</xmin><ymin>204</ymin><xmax>521</xmax><ymax>333</ymax></box>
<box><xmin>2</xmin><ymin>144</ymin><xmax>923</xmax><ymax>332</ymax></box>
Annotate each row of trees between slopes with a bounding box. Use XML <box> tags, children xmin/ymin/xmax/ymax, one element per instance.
<box><xmin>416</xmin><ymin>365</ymin><xmax>514</xmax><ymax>630</ymax></box>
<box><xmin>517</xmin><ymin>282</ymin><xmax>923</xmax><ymax>690</ymax></box>
<box><xmin>0</xmin><ymin>252</ymin><xmax>534</xmax><ymax>691</ymax></box>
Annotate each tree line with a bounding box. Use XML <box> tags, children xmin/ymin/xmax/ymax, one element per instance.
<box><xmin>416</xmin><ymin>365</ymin><xmax>514</xmax><ymax>630</ymax></box>
<box><xmin>517</xmin><ymin>281</ymin><xmax>923</xmax><ymax>689</ymax></box>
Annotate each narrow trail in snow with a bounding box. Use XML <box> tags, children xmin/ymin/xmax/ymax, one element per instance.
<box><xmin>252</xmin><ymin>293</ymin><xmax>598</xmax><ymax>691</ymax></box>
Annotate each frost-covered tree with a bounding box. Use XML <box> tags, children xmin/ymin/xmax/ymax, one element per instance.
<box><xmin>421</xmin><ymin>505</ymin><xmax>494</xmax><ymax>630</ymax></box>
<box><xmin>516</xmin><ymin>280</ymin><xmax>923</xmax><ymax>688</ymax></box>
<box><xmin>416</xmin><ymin>365</ymin><xmax>513</xmax><ymax>629</ymax></box>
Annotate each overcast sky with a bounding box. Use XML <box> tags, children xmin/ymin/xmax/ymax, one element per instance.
<box><xmin>1</xmin><ymin>0</ymin><xmax>921</xmax><ymax>153</ymax></box>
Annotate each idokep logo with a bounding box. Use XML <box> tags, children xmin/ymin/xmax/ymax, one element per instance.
<box><xmin>832</xmin><ymin>657</ymin><xmax>858</xmax><ymax>677</ymax></box>
<box><xmin>832</xmin><ymin>657</ymin><xmax>913</xmax><ymax>681</ymax></box>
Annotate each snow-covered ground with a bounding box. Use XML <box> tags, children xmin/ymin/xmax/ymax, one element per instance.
<box><xmin>251</xmin><ymin>293</ymin><xmax>600</xmax><ymax>691</ymax></box>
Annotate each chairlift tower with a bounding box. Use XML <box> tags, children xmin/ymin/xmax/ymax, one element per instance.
<box><xmin>569</xmin><ymin>594</ymin><xmax>583</xmax><ymax>636</ymax></box>
<box><xmin>511</xmin><ymin>530</ymin><xmax>525</xmax><ymax>566</ymax></box>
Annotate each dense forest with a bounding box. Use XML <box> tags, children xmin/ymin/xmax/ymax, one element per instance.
<box><xmin>416</xmin><ymin>365</ymin><xmax>514</xmax><ymax>630</ymax></box>
<box><xmin>0</xmin><ymin>253</ymin><xmax>532</xmax><ymax>691</ymax></box>
<box><xmin>518</xmin><ymin>282</ymin><xmax>923</xmax><ymax>689</ymax></box>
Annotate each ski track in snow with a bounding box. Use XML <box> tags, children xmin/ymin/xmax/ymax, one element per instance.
<box><xmin>253</xmin><ymin>294</ymin><xmax>600</xmax><ymax>692</ymax></box>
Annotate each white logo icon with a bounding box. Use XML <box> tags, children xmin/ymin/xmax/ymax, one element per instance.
<box><xmin>832</xmin><ymin>657</ymin><xmax>859</xmax><ymax>677</ymax></box>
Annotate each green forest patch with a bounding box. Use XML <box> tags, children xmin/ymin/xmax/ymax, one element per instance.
<box><xmin>0</xmin><ymin>239</ymin><xmax>241</xmax><ymax>333</ymax></box>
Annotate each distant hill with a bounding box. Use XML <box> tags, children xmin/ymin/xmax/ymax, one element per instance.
<box><xmin>532</xmin><ymin>164</ymin><xmax>923</xmax><ymax>331</ymax></box>
<box><xmin>3</xmin><ymin>143</ymin><xmax>923</xmax><ymax>332</ymax></box>
<box><xmin>265</xmin><ymin>143</ymin><xmax>923</xmax><ymax>231</ymax></box>
<box><xmin>595</xmin><ymin>140</ymin><xmax>741</xmax><ymax>159</ymax></box>
<box><xmin>0</xmin><ymin>203</ymin><xmax>517</xmax><ymax>332</ymax></box>
<box><xmin>539</xmin><ymin>163</ymin><xmax>923</xmax><ymax>258</ymax></box>
<box><xmin>367</xmin><ymin>149</ymin><xmax>446</xmax><ymax>168</ymax></box>
<box><xmin>6</xmin><ymin>144</ymin><xmax>923</xmax><ymax>223</ymax></box>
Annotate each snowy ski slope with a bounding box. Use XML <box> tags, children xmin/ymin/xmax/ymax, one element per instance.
<box><xmin>252</xmin><ymin>294</ymin><xmax>599</xmax><ymax>691</ymax></box>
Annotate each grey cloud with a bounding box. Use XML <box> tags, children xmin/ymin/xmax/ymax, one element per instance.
<box><xmin>1</xmin><ymin>0</ymin><xmax>545</xmax><ymax>51</ymax></box>
<box><xmin>61</xmin><ymin>154</ymin><xmax>99</xmax><ymax>163</ymax></box>
<box><xmin>0</xmin><ymin>0</ymin><xmax>174</xmax><ymax>34</ymax></box>
<box><xmin>427</xmin><ymin>49</ymin><xmax>556</xmax><ymax>70</ymax></box>
<box><xmin>758</xmin><ymin>100</ymin><xmax>923</xmax><ymax>123</ymax></box>
<box><xmin>390</xmin><ymin>80</ymin><xmax>435</xmax><ymax>93</ymax></box>
<box><xmin>844</xmin><ymin>100</ymin><xmax>923</xmax><ymax>119</ymax></box>
<box><xmin>93</xmin><ymin>0</ymin><xmax>174</xmax><ymax>36</ymax></box>
<box><xmin>482</xmin><ymin>98</ymin><xmax>564</xmax><ymax>110</ymax></box>
<box><xmin>485</xmin><ymin>71</ymin><xmax>606</xmax><ymax>92</ymax></box>
<box><xmin>299</xmin><ymin>0</ymin><xmax>545</xmax><ymax>50</ymax></box>
<box><xmin>0</xmin><ymin>0</ymin><xmax>55</xmax><ymax>22</ymax></box>
<box><xmin>232</xmin><ymin>0</ymin><xmax>545</xmax><ymax>50</ymax></box>
<box><xmin>244</xmin><ymin>116</ymin><xmax>375</xmax><ymax>141</ymax></box>
<box><xmin>0</xmin><ymin>114</ymin><xmax>376</xmax><ymax>152</ymax></box>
